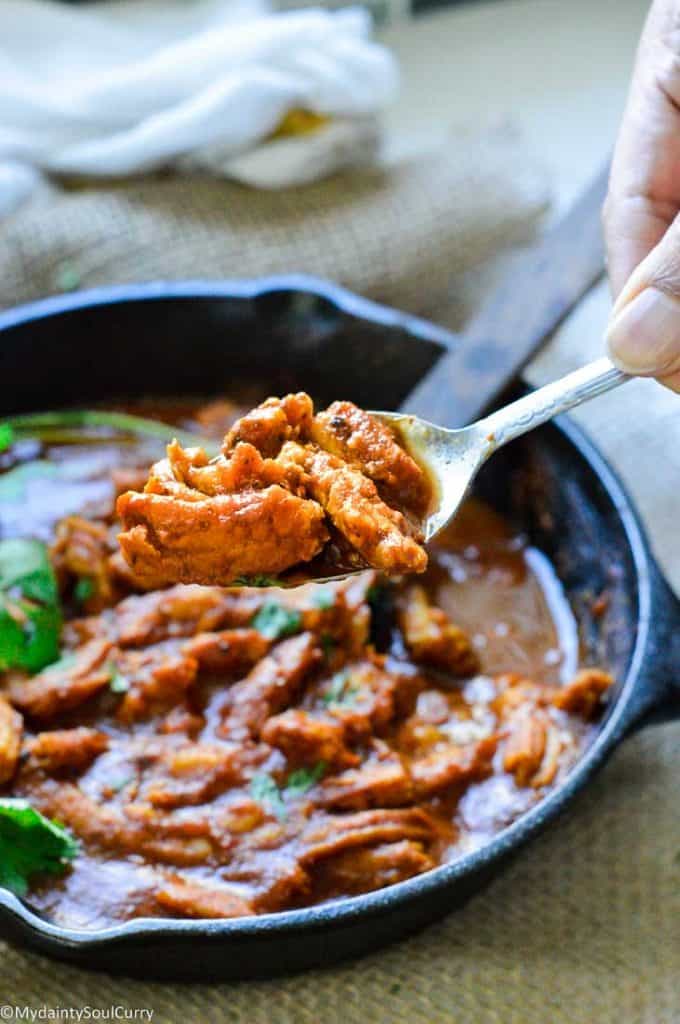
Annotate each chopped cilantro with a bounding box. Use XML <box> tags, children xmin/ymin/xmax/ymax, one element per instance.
<box><xmin>0</xmin><ymin>799</ymin><xmax>78</xmax><ymax>896</ymax></box>
<box><xmin>0</xmin><ymin>423</ymin><xmax>13</xmax><ymax>454</ymax></box>
<box><xmin>233</xmin><ymin>575</ymin><xmax>281</xmax><ymax>588</ymax></box>
<box><xmin>251</xmin><ymin>763</ymin><xmax>327</xmax><ymax>820</ymax></box>
<box><xmin>250</xmin><ymin>773</ymin><xmax>287</xmax><ymax>821</ymax></box>
<box><xmin>74</xmin><ymin>577</ymin><xmax>95</xmax><ymax>605</ymax></box>
<box><xmin>252</xmin><ymin>601</ymin><xmax>301</xmax><ymax>641</ymax></box>
<box><xmin>0</xmin><ymin>539</ymin><xmax>61</xmax><ymax>673</ymax></box>
<box><xmin>311</xmin><ymin>588</ymin><xmax>334</xmax><ymax>610</ymax></box>
<box><xmin>322</xmin><ymin>670</ymin><xmax>358</xmax><ymax>707</ymax></box>
<box><xmin>0</xmin><ymin>538</ymin><xmax>59</xmax><ymax>605</ymax></box>
<box><xmin>107</xmin><ymin>664</ymin><xmax>130</xmax><ymax>694</ymax></box>
<box><xmin>0</xmin><ymin>461</ymin><xmax>58</xmax><ymax>503</ymax></box>
<box><xmin>285</xmin><ymin>762</ymin><xmax>326</xmax><ymax>796</ymax></box>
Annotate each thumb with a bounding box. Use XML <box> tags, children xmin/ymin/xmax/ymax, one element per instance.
<box><xmin>606</xmin><ymin>211</ymin><xmax>680</xmax><ymax>391</ymax></box>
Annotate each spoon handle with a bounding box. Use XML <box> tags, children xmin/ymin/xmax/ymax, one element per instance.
<box><xmin>477</xmin><ymin>357</ymin><xmax>629</xmax><ymax>453</ymax></box>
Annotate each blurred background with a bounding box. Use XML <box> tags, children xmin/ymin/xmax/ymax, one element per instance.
<box><xmin>0</xmin><ymin>0</ymin><xmax>650</xmax><ymax>320</ymax></box>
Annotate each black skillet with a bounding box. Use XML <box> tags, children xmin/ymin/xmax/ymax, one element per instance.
<box><xmin>0</xmin><ymin>268</ymin><xmax>678</xmax><ymax>979</ymax></box>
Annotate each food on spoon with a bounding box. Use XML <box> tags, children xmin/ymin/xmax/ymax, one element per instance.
<box><xmin>277</xmin><ymin>442</ymin><xmax>427</xmax><ymax>575</ymax></box>
<box><xmin>309</xmin><ymin>400</ymin><xmax>430</xmax><ymax>513</ymax></box>
<box><xmin>116</xmin><ymin>395</ymin><xmax>430</xmax><ymax>587</ymax></box>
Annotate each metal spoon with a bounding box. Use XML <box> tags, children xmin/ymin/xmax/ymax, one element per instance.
<box><xmin>374</xmin><ymin>357</ymin><xmax>629</xmax><ymax>543</ymax></box>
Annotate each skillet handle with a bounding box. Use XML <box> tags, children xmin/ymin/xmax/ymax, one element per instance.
<box><xmin>625</xmin><ymin>566</ymin><xmax>680</xmax><ymax>733</ymax></box>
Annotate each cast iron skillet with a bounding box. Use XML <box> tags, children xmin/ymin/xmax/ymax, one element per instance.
<box><xmin>0</xmin><ymin>276</ymin><xmax>678</xmax><ymax>980</ymax></box>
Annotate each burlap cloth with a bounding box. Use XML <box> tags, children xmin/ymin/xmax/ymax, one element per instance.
<box><xmin>1</xmin><ymin>134</ymin><xmax>679</xmax><ymax>1022</ymax></box>
<box><xmin>0</xmin><ymin>130</ymin><xmax>547</xmax><ymax>321</ymax></box>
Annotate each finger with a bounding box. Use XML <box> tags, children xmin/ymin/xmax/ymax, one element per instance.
<box><xmin>658</xmin><ymin>368</ymin><xmax>680</xmax><ymax>392</ymax></box>
<box><xmin>604</xmin><ymin>0</ymin><xmax>680</xmax><ymax>296</ymax></box>
<box><xmin>603</xmin><ymin>193</ymin><xmax>674</xmax><ymax>299</ymax></box>
<box><xmin>606</xmin><ymin>210</ymin><xmax>680</xmax><ymax>377</ymax></box>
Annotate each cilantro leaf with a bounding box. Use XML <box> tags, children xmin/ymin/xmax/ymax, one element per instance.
<box><xmin>0</xmin><ymin>424</ymin><xmax>13</xmax><ymax>454</ymax></box>
<box><xmin>0</xmin><ymin>799</ymin><xmax>78</xmax><ymax>896</ymax></box>
<box><xmin>250</xmin><ymin>773</ymin><xmax>287</xmax><ymax>821</ymax></box>
<box><xmin>74</xmin><ymin>577</ymin><xmax>95</xmax><ymax>605</ymax></box>
<box><xmin>0</xmin><ymin>601</ymin><xmax>61</xmax><ymax>675</ymax></box>
<box><xmin>108</xmin><ymin>664</ymin><xmax>130</xmax><ymax>694</ymax></box>
<box><xmin>0</xmin><ymin>461</ymin><xmax>58</xmax><ymax>503</ymax></box>
<box><xmin>0</xmin><ymin>539</ymin><xmax>61</xmax><ymax>673</ymax></box>
<box><xmin>285</xmin><ymin>762</ymin><xmax>326</xmax><ymax>796</ymax></box>
<box><xmin>251</xmin><ymin>763</ymin><xmax>326</xmax><ymax>820</ymax></box>
<box><xmin>233</xmin><ymin>575</ymin><xmax>281</xmax><ymax>588</ymax></box>
<box><xmin>0</xmin><ymin>538</ymin><xmax>59</xmax><ymax>606</ymax></box>
<box><xmin>252</xmin><ymin>602</ymin><xmax>302</xmax><ymax>641</ymax></box>
<box><xmin>322</xmin><ymin>670</ymin><xmax>358</xmax><ymax>707</ymax></box>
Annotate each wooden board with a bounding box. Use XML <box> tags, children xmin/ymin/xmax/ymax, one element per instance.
<box><xmin>403</xmin><ymin>162</ymin><xmax>610</xmax><ymax>429</ymax></box>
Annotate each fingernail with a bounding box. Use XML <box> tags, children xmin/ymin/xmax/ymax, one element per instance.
<box><xmin>606</xmin><ymin>287</ymin><xmax>680</xmax><ymax>375</ymax></box>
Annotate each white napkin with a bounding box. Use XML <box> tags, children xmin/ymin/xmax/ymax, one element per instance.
<box><xmin>0</xmin><ymin>0</ymin><xmax>398</xmax><ymax>215</ymax></box>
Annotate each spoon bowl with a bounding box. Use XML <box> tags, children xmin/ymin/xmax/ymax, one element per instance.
<box><xmin>374</xmin><ymin>356</ymin><xmax>629</xmax><ymax>549</ymax></box>
<box><xmin>371</xmin><ymin>411</ymin><xmax>483</xmax><ymax>542</ymax></box>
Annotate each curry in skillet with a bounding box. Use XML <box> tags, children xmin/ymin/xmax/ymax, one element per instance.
<box><xmin>0</xmin><ymin>397</ymin><xmax>612</xmax><ymax>927</ymax></box>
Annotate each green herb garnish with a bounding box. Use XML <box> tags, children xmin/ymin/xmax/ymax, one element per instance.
<box><xmin>108</xmin><ymin>666</ymin><xmax>130</xmax><ymax>694</ymax></box>
<box><xmin>0</xmin><ymin>799</ymin><xmax>78</xmax><ymax>896</ymax></box>
<box><xmin>285</xmin><ymin>762</ymin><xmax>326</xmax><ymax>797</ymax></box>
<box><xmin>0</xmin><ymin>423</ymin><xmax>13</xmax><ymax>454</ymax></box>
<box><xmin>250</xmin><ymin>773</ymin><xmax>287</xmax><ymax>821</ymax></box>
<box><xmin>4</xmin><ymin>410</ymin><xmax>215</xmax><ymax>454</ymax></box>
<box><xmin>251</xmin><ymin>762</ymin><xmax>326</xmax><ymax>820</ymax></box>
<box><xmin>73</xmin><ymin>577</ymin><xmax>95</xmax><ymax>605</ymax></box>
<box><xmin>322</xmin><ymin>670</ymin><xmax>358</xmax><ymax>707</ymax></box>
<box><xmin>234</xmin><ymin>575</ymin><xmax>281</xmax><ymax>588</ymax></box>
<box><xmin>252</xmin><ymin>601</ymin><xmax>302</xmax><ymax>641</ymax></box>
<box><xmin>0</xmin><ymin>462</ymin><xmax>58</xmax><ymax>503</ymax></box>
<box><xmin>311</xmin><ymin>588</ymin><xmax>334</xmax><ymax>610</ymax></box>
<box><xmin>0</xmin><ymin>539</ymin><xmax>61</xmax><ymax>673</ymax></box>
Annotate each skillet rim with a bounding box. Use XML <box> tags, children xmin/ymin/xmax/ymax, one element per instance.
<box><xmin>0</xmin><ymin>276</ymin><xmax>654</xmax><ymax>952</ymax></box>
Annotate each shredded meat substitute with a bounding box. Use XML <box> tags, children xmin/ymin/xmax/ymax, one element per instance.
<box><xmin>117</xmin><ymin>394</ymin><xmax>430</xmax><ymax>586</ymax></box>
<box><xmin>0</xmin><ymin>397</ymin><xmax>614</xmax><ymax>928</ymax></box>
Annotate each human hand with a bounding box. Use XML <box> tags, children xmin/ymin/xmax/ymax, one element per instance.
<box><xmin>604</xmin><ymin>0</ymin><xmax>680</xmax><ymax>392</ymax></box>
